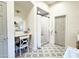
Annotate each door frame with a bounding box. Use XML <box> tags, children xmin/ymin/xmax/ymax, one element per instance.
<box><xmin>54</xmin><ymin>15</ymin><xmax>66</xmax><ymax>47</ymax></box>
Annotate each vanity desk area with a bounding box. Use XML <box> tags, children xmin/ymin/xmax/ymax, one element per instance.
<box><xmin>14</xmin><ymin>16</ymin><xmax>32</xmax><ymax>57</ymax></box>
<box><xmin>15</xmin><ymin>31</ymin><xmax>32</xmax><ymax>57</ymax></box>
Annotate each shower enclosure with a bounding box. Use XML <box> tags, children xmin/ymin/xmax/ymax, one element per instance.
<box><xmin>40</xmin><ymin>16</ymin><xmax>50</xmax><ymax>45</ymax></box>
<box><xmin>37</xmin><ymin>7</ymin><xmax>50</xmax><ymax>46</ymax></box>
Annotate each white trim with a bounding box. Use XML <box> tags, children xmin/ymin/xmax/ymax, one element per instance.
<box><xmin>7</xmin><ymin>1</ymin><xmax>15</xmax><ymax>58</ymax></box>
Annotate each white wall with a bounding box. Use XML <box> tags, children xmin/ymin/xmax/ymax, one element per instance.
<box><xmin>50</xmin><ymin>1</ymin><xmax>79</xmax><ymax>48</ymax></box>
<box><xmin>7</xmin><ymin>1</ymin><xmax>15</xmax><ymax>58</ymax></box>
<box><xmin>14</xmin><ymin>5</ymin><xmax>28</xmax><ymax>30</ymax></box>
<box><xmin>26</xmin><ymin>5</ymin><xmax>37</xmax><ymax>51</ymax></box>
<box><xmin>14</xmin><ymin>2</ymin><xmax>33</xmax><ymax>30</ymax></box>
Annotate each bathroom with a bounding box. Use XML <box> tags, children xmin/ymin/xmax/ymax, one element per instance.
<box><xmin>0</xmin><ymin>1</ymin><xmax>79</xmax><ymax>58</ymax></box>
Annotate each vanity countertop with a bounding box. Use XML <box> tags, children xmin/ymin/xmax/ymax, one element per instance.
<box><xmin>15</xmin><ymin>31</ymin><xmax>32</xmax><ymax>37</ymax></box>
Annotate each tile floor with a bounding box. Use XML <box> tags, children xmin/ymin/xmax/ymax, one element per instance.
<box><xmin>18</xmin><ymin>43</ymin><xmax>66</xmax><ymax>58</ymax></box>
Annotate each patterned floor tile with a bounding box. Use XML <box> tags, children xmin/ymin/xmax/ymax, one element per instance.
<box><xmin>26</xmin><ymin>54</ymin><xmax>31</xmax><ymax>57</ymax></box>
<box><xmin>17</xmin><ymin>43</ymin><xmax>65</xmax><ymax>58</ymax></box>
<box><xmin>38</xmin><ymin>53</ymin><xmax>44</xmax><ymax>57</ymax></box>
<box><xmin>51</xmin><ymin>53</ymin><xmax>56</xmax><ymax>56</ymax></box>
<box><xmin>44</xmin><ymin>53</ymin><xmax>50</xmax><ymax>57</ymax></box>
<box><xmin>32</xmin><ymin>54</ymin><xmax>38</xmax><ymax>57</ymax></box>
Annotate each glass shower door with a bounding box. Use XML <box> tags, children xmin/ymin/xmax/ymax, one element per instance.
<box><xmin>41</xmin><ymin>16</ymin><xmax>50</xmax><ymax>46</ymax></box>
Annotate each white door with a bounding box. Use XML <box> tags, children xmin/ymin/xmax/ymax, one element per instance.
<box><xmin>0</xmin><ymin>2</ymin><xmax>7</xmax><ymax>57</ymax></box>
<box><xmin>55</xmin><ymin>15</ymin><xmax>65</xmax><ymax>46</ymax></box>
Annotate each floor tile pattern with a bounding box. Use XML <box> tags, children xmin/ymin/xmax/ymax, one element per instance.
<box><xmin>17</xmin><ymin>43</ymin><xmax>66</xmax><ymax>58</ymax></box>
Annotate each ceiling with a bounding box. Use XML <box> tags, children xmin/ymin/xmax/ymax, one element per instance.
<box><xmin>14</xmin><ymin>1</ymin><xmax>33</xmax><ymax>18</ymax></box>
<box><xmin>44</xmin><ymin>1</ymin><xmax>60</xmax><ymax>6</ymax></box>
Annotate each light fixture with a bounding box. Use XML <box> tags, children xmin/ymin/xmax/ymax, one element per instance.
<box><xmin>16</xmin><ymin>10</ymin><xmax>20</xmax><ymax>13</ymax></box>
<box><xmin>38</xmin><ymin>11</ymin><xmax>41</xmax><ymax>14</ymax></box>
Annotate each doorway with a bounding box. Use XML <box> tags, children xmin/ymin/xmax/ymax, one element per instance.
<box><xmin>14</xmin><ymin>1</ymin><xmax>34</xmax><ymax>57</ymax></box>
<box><xmin>55</xmin><ymin>15</ymin><xmax>66</xmax><ymax>47</ymax></box>
<box><xmin>37</xmin><ymin>7</ymin><xmax>50</xmax><ymax>47</ymax></box>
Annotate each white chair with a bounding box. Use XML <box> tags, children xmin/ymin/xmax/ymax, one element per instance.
<box><xmin>19</xmin><ymin>35</ymin><xmax>29</xmax><ymax>56</ymax></box>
